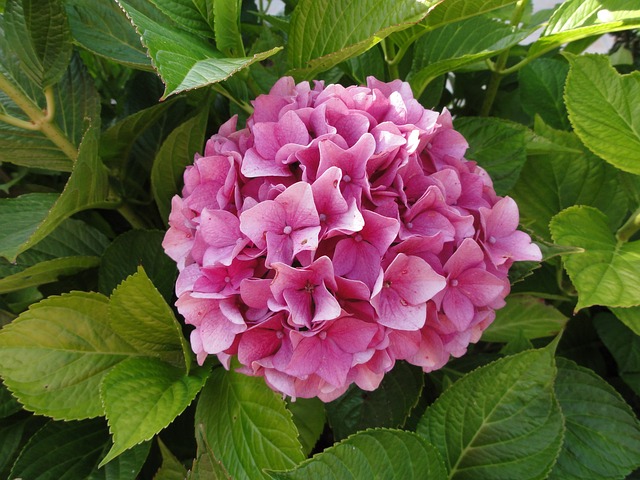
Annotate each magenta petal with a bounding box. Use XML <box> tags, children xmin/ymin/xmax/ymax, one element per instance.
<box><xmin>373</xmin><ymin>287</ymin><xmax>428</xmax><ymax>331</ymax></box>
<box><xmin>384</xmin><ymin>253</ymin><xmax>446</xmax><ymax>305</ymax></box>
<box><xmin>286</xmin><ymin>335</ymin><xmax>323</xmax><ymax>377</ymax></box>
<box><xmin>239</xmin><ymin>200</ymin><xmax>286</xmax><ymax>249</ymax></box>
<box><xmin>278</xmin><ymin>182</ymin><xmax>320</xmax><ymax>229</ymax></box>
<box><xmin>333</xmin><ymin>238</ymin><xmax>382</xmax><ymax>291</ymax></box>
<box><xmin>240</xmin><ymin>278</ymin><xmax>273</xmax><ymax>309</ymax></box>
<box><xmin>442</xmin><ymin>289</ymin><xmax>475</xmax><ymax>331</ymax></box>
<box><xmin>310</xmin><ymin>283</ymin><xmax>342</xmax><ymax>323</ymax></box>
<box><xmin>444</xmin><ymin>238</ymin><xmax>485</xmax><ymax>278</ymax></box>
<box><xmin>457</xmin><ymin>268</ymin><xmax>506</xmax><ymax>306</ymax></box>
<box><xmin>328</xmin><ymin>317</ymin><xmax>379</xmax><ymax>353</ymax></box>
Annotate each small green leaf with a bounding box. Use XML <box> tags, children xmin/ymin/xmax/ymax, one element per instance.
<box><xmin>454</xmin><ymin>117</ymin><xmax>528</xmax><ymax>195</ymax></box>
<box><xmin>150</xmin><ymin>0</ymin><xmax>212</xmax><ymax>36</ymax></box>
<box><xmin>0</xmin><ymin>381</ymin><xmax>20</xmax><ymax>418</ymax></box>
<box><xmin>65</xmin><ymin>0</ymin><xmax>152</xmax><ymax>70</ymax></box>
<box><xmin>154</xmin><ymin>438</ymin><xmax>189</xmax><ymax>480</ymax></box>
<box><xmin>195</xmin><ymin>368</ymin><xmax>305</xmax><ymax>480</ymax></box>
<box><xmin>100</xmin><ymin>357</ymin><xmax>209</xmax><ymax>466</ymax></box>
<box><xmin>4</xmin><ymin>0</ymin><xmax>72</xmax><ymax>86</ymax></box>
<box><xmin>286</xmin><ymin>397</ymin><xmax>326</xmax><ymax>456</ymax></box>
<box><xmin>326</xmin><ymin>362</ymin><xmax>423</xmax><ymax>441</ymax></box>
<box><xmin>0</xmin><ymin>292</ymin><xmax>137</xmax><ymax>420</ymax></box>
<box><xmin>594</xmin><ymin>313</ymin><xmax>640</xmax><ymax>396</ymax></box>
<box><xmin>0</xmin><ymin>415</ymin><xmax>46</xmax><ymax>478</ymax></box>
<box><xmin>99</xmin><ymin>230</ymin><xmax>177</xmax><ymax>303</ymax></box>
<box><xmin>410</xmin><ymin>15</ymin><xmax>534</xmax><ymax>96</ymax></box>
<box><xmin>565</xmin><ymin>54</ymin><xmax>640</xmax><ymax>175</ymax></box>
<box><xmin>550</xmin><ymin>206</ymin><xmax>640</xmax><ymax>310</ymax></box>
<box><xmin>519</xmin><ymin>58</ymin><xmax>570</xmax><ymax>130</ymax></box>
<box><xmin>118</xmin><ymin>1</ymin><xmax>281</xmax><ymax>97</ymax></box>
<box><xmin>188</xmin><ymin>424</ymin><xmax>232</xmax><ymax>480</ymax></box>
<box><xmin>288</xmin><ymin>0</ymin><xmax>432</xmax><ymax>78</ymax></box>
<box><xmin>268</xmin><ymin>429</ymin><xmax>446</xmax><ymax>480</ymax></box>
<box><xmin>151</xmin><ymin>107</ymin><xmax>209</xmax><ymax>222</ymax></box>
<box><xmin>417</xmin><ymin>344</ymin><xmax>564</xmax><ymax>479</ymax></box>
<box><xmin>512</xmin><ymin>119</ymin><xmax>628</xmax><ymax>240</ymax></box>
<box><xmin>109</xmin><ymin>267</ymin><xmax>190</xmax><ymax>370</ymax></box>
<box><xmin>214</xmin><ymin>0</ymin><xmax>244</xmax><ymax>57</ymax></box>
<box><xmin>549</xmin><ymin>357</ymin><xmax>640</xmax><ymax>480</ymax></box>
<box><xmin>612</xmin><ymin>306</ymin><xmax>640</xmax><ymax>336</ymax></box>
<box><xmin>423</xmin><ymin>0</ymin><xmax>518</xmax><ymax>30</ymax></box>
<box><xmin>482</xmin><ymin>295</ymin><xmax>568</xmax><ymax>343</ymax></box>
<box><xmin>529</xmin><ymin>0</ymin><xmax>640</xmax><ymax>58</ymax></box>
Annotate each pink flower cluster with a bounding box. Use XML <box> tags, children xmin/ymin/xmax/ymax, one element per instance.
<box><xmin>163</xmin><ymin>77</ymin><xmax>541</xmax><ymax>401</ymax></box>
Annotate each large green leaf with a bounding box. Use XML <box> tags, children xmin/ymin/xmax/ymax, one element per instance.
<box><xmin>565</xmin><ymin>54</ymin><xmax>640</xmax><ymax>175</ymax></box>
<box><xmin>0</xmin><ymin>381</ymin><xmax>21</xmax><ymax>418</ymax></box>
<box><xmin>594</xmin><ymin>313</ymin><xmax>640</xmax><ymax>396</ymax></box>
<box><xmin>100</xmin><ymin>357</ymin><xmax>209</xmax><ymax>465</ymax></box>
<box><xmin>326</xmin><ymin>362</ymin><xmax>423</xmax><ymax>441</ymax></box>
<box><xmin>482</xmin><ymin>295</ymin><xmax>568</xmax><ymax>343</ymax></box>
<box><xmin>118</xmin><ymin>0</ymin><xmax>281</xmax><ymax>98</ymax></box>
<box><xmin>149</xmin><ymin>0</ymin><xmax>212</xmax><ymax>36</ymax></box>
<box><xmin>154</xmin><ymin>439</ymin><xmax>189</xmax><ymax>480</ymax></box>
<box><xmin>612</xmin><ymin>306</ymin><xmax>640</xmax><ymax>336</ymax></box>
<box><xmin>109</xmin><ymin>267</ymin><xmax>191</xmax><ymax>370</ymax></box>
<box><xmin>269</xmin><ymin>429</ymin><xmax>446</xmax><ymax>480</ymax></box>
<box><xmin>409</xmin><ymin>15</ymin><xmax>533</xmax><ymax>96</ymax></box>
<box><xmin>195</xmin><ymin>368</ymin><xmax>305</xmax><ymax>480</ymax></box>
<box><xmin>550</xmin><ymin>206</ymin><xmax>640</xmax><ymax>310</ymax></box>
<box><xmin>286</xmin><ymin>397</ymin><xmax>326</xmax><ymax>457</ymax></box>
<box><xmin>0</xmin><ymin>292</ymin><xmax>137</xmax><ymax>420</ymax></box>
<box><xmin>287</xmin><ymin>0</ymin><xmax>433</xmax><ymax>78</ymax></box>
<box><xmin>4</xmin><ymin>0</ymin><xmax>72</xmax><ymax>86</ymax></box>
<box><xmin>519</xmin><ymin>58</ymin><xmax>570</xmax><ymax>130</ymax></box>
<box><xmin>188</xmin><ymin>424</ymin><xmax>232</xmax><ymax>480</ymax></box>
<box><xmin>454</xmin><ymin>117</ymin><xmax>528</xmax><ymax>195</ymax></box>
<box><xmin>417</xmin><ymin>343</ymin><xmax>563</xmax><ymax>479</ymax></box>
<box><xmin>549</xmin><ymin>357</ymin><xmax>640</xmax><ymax>480</ymax></box>
<box><xmin>214</xmin><ymin>0</ymin><xmax>244</xmax><ymax>57</ymax></box>
<box><xmin>64</xmin><ymin>0</ymin><xmax>152</xmax><ymax>70</ymax></box>
<box><xmin>9</xmin><ymin>419</ymin><xmax>149</xmax><ymax>480</ymax></box>
<box><xmin>511</xmin><ymin>119</ymin><xmax>628</xmax><ymax>240</ymax></box>
<box><xmin>424</xmin><ymin>0</ymin><xmax>518</xmax><ymax>30</ymax></box>
<box><xmin>529</xmin><ymin>0</ymin><xmax>640</xmax><ymax>58</ymax></box>
<box><xmin>151</xmin><ymin>106</ymin><xmax>209</xmax><ymax>222</ymax></box>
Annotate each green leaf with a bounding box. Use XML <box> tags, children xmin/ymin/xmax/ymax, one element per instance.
<box><xmin>155</xmin><ymin>438</ymin><xmax>189</xmax><ymax>480</ymax></box>
<box><xmin>594</xmin><ymin>313</ymin><xmax>640</xmax><ymax>396</ymax></box>
<box><xmin>612</xmin><ymin>306</ymin><xmax>640</xmax><ymax>336</ymax></box>
<box><xmin>287</xmin><ymin>0</ymin><xmax>432</xmax><ymax>78</ymax></box>
<box><xmin>549</xmin><ymin>357</ymin><xmax>640</xmax><ymax>480</ymax></box>
<box><xmin>409</xmin><ymin>15</ymin><xmax>534</xmax><ymax>96</ymax></box>
<box><xmin>519</xmin><ymin>58</ymin><xmax>570</xmax><ymax>130</ymax></box>
<box><xmin>100</xmin><ymin>357</ymin><xmax>209</xmax><ymax>466</ymax></box>
<box><xmin>4</xmin><ymin>0</ymin><xmax>72</xmax><ymax>86</ymax></box>
<box><xmin>9</xmin><ymin>419</ymin><xmax>148</xmax><ymax>480</ymax></box>
<box><xmin>214</xmin><ymin>0</ymin><xmax>244</xmax><ymax>57</ymax></box>
<box><xmin>0</xmin><ymin>415</ymin><xmax>46</xmax><ymax>478</ymax></box>
<box><xmin>326</xmin><ymin>362</ymin><xmax>423</xmax><ymax>441</ymax></box>
<box><xmin>286</xmin><ymin>397</ymin><xmax>325</xmax><ymax>456</ymax></box>
<box><xmin>0</xmin><ymin>380</ymin><xmax>21</xmax><ymax>418</ymax></box>
<box><xmin>454</xmin><ymin>117</ymin><xmax>528</xmax><ymax>195</ymax></box>
<box><xmin>482</xmin><ymin>295</ymin><xmax>568</xmax><ymax>343</ymax></box>
<box><xmin>99</xmin><ymin>230</ymin><xmax>177</xmax><ymax>303</ymax></box>
<box><xmin>417</xmin><ymin>344</ymin><xmax>564</xmax><ymax>479</ymax></box>
<box><xmin>529</xmin><ymin>0</ymin><xmax>640</xmax><ymax>58</ymax></box>
<box><xmin>268</xmin><ymin>429</ymin><xmax>446</xmax><ymax>480</ymax></box>
<box><xmin>511</xmin><ymin>119</ymin><xmax>628</xmax><ymax>240</ymax></box>
<box><xmin>151</xmin><ymin>107</ymin><xmax>209</xmax><ymax>222</ymax></box>
<box><xmin>0</xmin><ymin>292</ymin><xmax>138</xmax><ymax>420</ymax></box>
<box><xmin>89</xmin><ymin>442</ymin><xmax>150</xmax><ymax>480</ymax></box>
<box><xmin>150</xmin><ymin>0</ymin><xmax>212</xmax><ymax>36</ymax></box>
<box><xmin>195</xmin><ymin>368</ymin><xmax>305</xmax><ymax>480</ymax></box>
<box><xmin>424</xmin><ymin>0</ymin><xmax>518</xmax><ymax>30</ymax></box>
<box><xmin>189</xmin><ymin>424</ymin><xmax>232</xmax><ymax>480</ymax></box>
<box><xmin>342</xmin><ymin>45</ymin><xmax>385</xmax><ymax>86</ymax></box>
<box><xmin>550</xmin><ymin>206</ymin><xmax>640</xmax><ymax>310</ymax></box>
<box><xmin>118</xmin><ymin>1</ymin><xmax>281</xmax><ymax>98</ymax></box>
<box><xmin>565</xmin><ymin>54</ymin><xmax>640</xmax><ymax>175</ymax></box>
<box><xmin>109</xmin><ymin>267</ymin><xmax>190</xmax><ymax>370</ymax></box>
<box><xmin>64</xmin><ymin>0</ymin><xmax>152</xmax><ymax>70</ymax></box>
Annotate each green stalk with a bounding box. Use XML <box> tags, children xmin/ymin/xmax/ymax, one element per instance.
<box><xmin>0</xmin><ymin>73</ymin><xmax>77</xmax><ymax>162</ymax></box>
<box><xmin>616</xmin><ymin>206</ymin><xmax>640</xmax><ymax>243</ymax></box>
<box><xmin>382</xmin><ymin>37</ymin><xmax>400</xmax><ymax>80</ymax></box>
<box><xmin>479</xmin><ymin>0</ymin><xmax>529</xmax><ymax>116</ymax></box>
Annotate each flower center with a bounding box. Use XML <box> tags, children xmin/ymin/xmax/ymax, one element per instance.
<box><xmin>488</xmin><ymin>236</ymin><xmax>497</xmax><ymax>244</ymax></box>
<box><xmin>283</xmin><ymin>225</ymin><xmax>293</xmax><ymax>235</ymax></box>
<box><xmin>343</xmin><ymin>174</ymin><xmax>352</xmax><ymax>183</ymax></box>
<box><xmin>319</xmin><ymin>331</ymin><xmax>327</xmax><ymax>340</ymax></box>
<box><xmin>304</xmin><ymin>280</ymin><xmax>315</xmax><ymax>293</ymax></box>
<box><xmin>383</xmin><ymin>280</ymin><xmax>392</xmax><ymax>288</ymax></box>
<box><xmin>319</xmin><ymin>213</ymin><xmax>327</xmax><ymax>222</ymax></box>
<box><xmin>450</xmin><ymin>279</ymin><xmax>459</xmax><ymax>287</ymax></box>
<box><xmin>224</xmin><ymin>276</ymin><xmax>231</xmax><ymax>283</ymax></box>
<box><xmin>276</xmin><ymin>331</ymin><xmax>284</xmax><ymax>339</ymax></box>
<box><xmin>354</xmin><ymin>234</ymin><xmax>363</xmax><ymax>242</ymax></box>
<box><xmin>406</xmin><ymin>222</ymin><xmax>413</xmax><ymax>229</ymax></box>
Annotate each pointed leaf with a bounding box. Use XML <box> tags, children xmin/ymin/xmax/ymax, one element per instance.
<box><xmin>611</xmin><ymin>306</ymin><xmax>640</xmax><ymax>336</ymax></box>
<box><xmin>0</xmin><ymin>415</ymin><xmax>46</xmax><ymax>478</ymax></box>
<box><xmin>519</xmin><ymin>58</ymin><xmax>570</xmax><ymax>130</ymax></box>
<box><xmin>417</xmin><ymin>344</ymin><xmax>564</xmax><ymax>479</ymax></box>
<box><xmin>326</xmin><ymin>361</ymin><xmax>423</xmax><ymax>441</ymax></box>
<box><xmin>565</xmin><ymin>54</ymin><xmax>640</xmax><ymax>175</ymax></box>
<box><xmin>423</xmin><ymin>0</ymin><xmax>518</xmax><ymax>30</ymax></box>
<box><xmin>0</xmin><ymin>381</ymin><xmax>21</xmax><ymax>418</ymax></box>
<box><xmin>149</xmin><ymin>0</ymin><xmax>212</xmax><ymax>36</ymax></box>
<box><xmin>288</xmin><ymin>0</ymin><xmax>433</xmax><ymax>78</ymax></box>
<box><xmin>151</xmin><ymin>107</ymin><xmax>209</xmax><ymax>222</ymax></box>
<box><xmin>189</xmin><ymin>424</ymin><xmax>232</xmax><ymax>480</ymax></box>
<box><xmin>214</xmin><ymin>0</ymin><xmax>244</xmax><ymax>57</ymax></box>
<box><xmin>117</xmin><ymin>0</ymin><xmax>281</xmax><ymax>97</ymax></box>
<box><xmin>549</xmin><ymin>357</ymin><xmax>640</xmax><ymax>480</ymax></box>
<box><xmin>482</xmin><ymin>295</ymin><xmax>568</xmax><ymax>343</ymax></box>
<box><xmin>287</xmin><ymin>397</ymin><xmax>326</xmax><ymax>456</ymax></box>
<box><xmin>109</xmin><ymin>267</ymin><xmax>191</xmax><ymax>370</ymax></box>
<box><xmin>155</xmin><ymin>438</ymin><xmax>189</xmax><ymax>480</ymax></box>
<box><xmin>4</xmin><ymin>0</ymin><xmax>72</xmax><ymax>86</ymax></box>
<box><xmin>100</xmin><ymin>357</ymin><xmax>209</xmax><ymax>465</ymax></box>
<box><xmin>268</xmin><ymin>429</ymin><xmax>446</xmax><ymax>480</ymax></box>
<box><xmin>195</xmin><ymin>368</ymin><xmax>305</xmax><ymax>480</ymax></box>
<box><xmin>0</xmin><ymin>292</ymin><xmax>138</xmax><ymax>420</ymax></box>
<box><xmin>550</xmin><ymin>206</ymin><xmax>640</xmax><ymax>310</ymax></box>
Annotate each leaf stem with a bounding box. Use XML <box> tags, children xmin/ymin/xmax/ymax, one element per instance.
<box><xmin>479</xmin><ymin>0</ymin><xmax>529</xmax><ymax>116</ymax></box>
<box><xmin>382</xmin><ymin>38</ymin><xmax>400</xmax><ymax>79</ymax></box>
<box><xmin>117</xmin><ymin>201</ymin><xmax>152</xmax><ymax>229</ymax></box>
<box><xmin>211</xmin><ymin>84</ymin><xmax>253</xmax><ymax>115</ymax></box>
<box><xmin>0</xmin><ymin>72</ymin><xmax>78</xmax><ymax>162</ymax></box>
<box><xmin>616</xmin><ymin>206</ymin><xmax>640</xmax><ymax>243</ymax></box>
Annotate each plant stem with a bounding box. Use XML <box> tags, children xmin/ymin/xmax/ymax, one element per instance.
<box><xmin>117</xmin><ymin>201</ymin><xmax>152</xmax><ymax>229</ymax></box>
<box><xmin>0</xmin><ymin>72</ymin><xmax>77</xmax><ymax>162</ymax></box>
<box><xmin>211</xmin><ymin>84</ymin><xmax>254</xmax><ymax>115</ymax></box>
<box><xmin>479</xmin><ymin>0</ymin><xmax>529</xmax><ymax>116</ymax></box>
<box><xmin>383</xmin><ymin>37</ymin><xmax>400</xmax><ymax>79</ymax></box>
<box><xmin>616</xmin><ymin>206</ymin><xmax>640</xmax><ymax>243</ymax></box>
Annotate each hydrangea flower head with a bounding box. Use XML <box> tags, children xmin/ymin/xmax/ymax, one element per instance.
<box><xmin>163</xmin><ymin>76</ymin><xmax>541</xmax><ymax>401</ymax></box>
